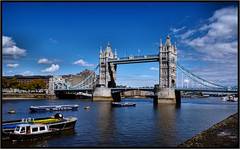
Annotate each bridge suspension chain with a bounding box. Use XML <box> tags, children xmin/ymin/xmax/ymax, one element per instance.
<box><xmin>177</xmin><ymin>63</ymin><xmax>227</xmax><ymax>89</ymax></box>
<box><xmin>70</xmin><ymin>64</ymin><xmax>99</xmax><ymax>89</ymax></box>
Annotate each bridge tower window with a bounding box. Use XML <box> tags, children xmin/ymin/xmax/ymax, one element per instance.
<box><xmin>171</xmin><ymin>79</ymin><xmax>175</xmax><ymax>86</ymax></box>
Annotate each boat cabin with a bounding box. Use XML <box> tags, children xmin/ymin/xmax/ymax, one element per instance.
<box><xmin>14</xmin><ymin>124</ymin><xmax>48</xmax><ymax>134</ymax></box>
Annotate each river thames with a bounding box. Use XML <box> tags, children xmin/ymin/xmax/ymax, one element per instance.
<box><xmin>2</xmin><ymin>97</ymin><xmax>237</xmax><ymax>148</ymax></box>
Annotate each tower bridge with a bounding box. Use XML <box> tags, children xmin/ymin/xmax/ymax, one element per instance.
<box><xmin>51</xmin><ymin>36</ymin><xmax>238</xmax><ymax>104</ymax></box>
<box><xmin>93</xmin><ymin>35</ymin><xmax>177</xmax><ymax>103</ymax></box>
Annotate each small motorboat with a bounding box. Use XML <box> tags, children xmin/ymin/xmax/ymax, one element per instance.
<box><xmin>84</xmin><ymin>106</ymin><xmax>90</xmax><ymax>110</ymax></box>
<box><xmin>8</xmin><ymin>109</ymin><xmax>16</xmax><ymax>114</ymax></box>
<box><xmin>111</xmin><ymin>102</ymin><xmax>136</xmax><ymax>107</ymax></box>
<box><xmin>222</xmin><ymin>95</ymin><xmax>238</xmax><ymax>102</ymax></box>
<box><xmin>9</xmin><ymin>123</ymin><xmax>63</xmax><ymax>141</ymax></box>
<box><xmin>29</xmin><ymin>104</ymin><xmax>79</xmax><ymax>113</ymax></box>
<box><xmin>2</xmin><ymin>113</ymin><xmax>77</xmax><ymax>140</ymax></box>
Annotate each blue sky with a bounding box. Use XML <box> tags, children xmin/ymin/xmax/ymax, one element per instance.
<box><xmin>2</xmin><ymin>2</ymin><xmax>238</xmax><ymax>87</ymax></box>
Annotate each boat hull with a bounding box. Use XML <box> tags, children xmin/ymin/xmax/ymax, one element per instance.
<box><xmin>30</xmin><ymin>105</ymin><xmax>79</xmax><ymax>113</ymax></box>
<box><xmin>9</xmin><ymin>127</ymin><xmax>75</xmax><ymax>141</ymax></box>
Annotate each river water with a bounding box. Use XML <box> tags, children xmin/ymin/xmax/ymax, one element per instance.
<box><xmin>2</xmin><ymin>97</ymin><xmax>238</xmax><ymax>148</ymax></box>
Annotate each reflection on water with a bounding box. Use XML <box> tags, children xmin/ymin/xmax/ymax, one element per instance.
<box><xmin>152</xmin><ymin>104</ymin><xmax>179</xmax><ymax>147</ymax></box>
<box><xmin>3</xmin><ymin>129</ymin><xmax>76</xmax><ymax>147</ymax></box>
<box><xmin>96</xmin><ymin>102</ymin><xmax>115</xmax><ymax>146</ymax></box>
<box><xmin>2</xmin><ymin>97</ymin><xmax>238</xmax><ymax>147</ymax></box>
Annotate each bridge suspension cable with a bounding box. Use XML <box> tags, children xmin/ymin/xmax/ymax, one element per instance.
<box><xmin>176</xmin><ymin>63</ymin><xmax>227</xmax><ymax>89</ymax></box>
<box><xmin>70</xmin><ymin>64</ymin><xmax>99</xmax><ymax>89</ymax></box>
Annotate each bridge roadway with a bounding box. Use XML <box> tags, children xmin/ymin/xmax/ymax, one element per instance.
<box><xmin>108</xmin><ymin>55</ymin><xmax>159</xmax><ymax>64</ymax></box>
<box><xmin>55</xmin><ymin>88</ymin><xmax>238</xmax><ymax>94</ymax></box>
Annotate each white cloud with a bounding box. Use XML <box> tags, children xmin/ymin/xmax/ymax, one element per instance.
<box><xmin>4</xmin><ymin>70</ymin><xmax>14</xmax><ymax>76</ymax></box>
<box><xmin>38</xmin><ymin>58</ymin><xmax>52</xmax><ymax>64</ymax></box>
<box><xmin>178</xmin><ymin>29</ymin><xmax>196</xmax><ymax>40</ymax></box>
<box><xmin>182</xmin><ymin>7</ymin><xmax>237</xmax><ymax>60</ymax></box>
<box><xmin>73</xmin><ymin>59</ymin><xmax>94</xmax><ymax>67</ymax></box>
<box><xmin>2</xmin><ymin>36</ymin><xmax>26</xmax><ymax>59</ymax></box>
<box><xmin>21</xmin><ymin>71</ymin><xmax>33</xmax><ymax>76</ymax></box>
<box><xmin>170</xmin><ymin>26</ymin><xmax>186</xmax><ymax>34</ymax></box>
<box><xmin>42</xmin><ymin>64</ymin><xmax>60</xmax><ymax>73</ymax></box>
<box><xmin>175</xmin><ymin>6</ymin><xmax>237</xmax><ymax>86</ymax></box>
<box><xmin>150</xmin><ymin>67</ymin><xmax>159</xmax><ymax>71</ymax></box>
<box><xmin>7</xmin><ymin>63</ymin><xmax>19</xmax><ymax>68</ymax></box>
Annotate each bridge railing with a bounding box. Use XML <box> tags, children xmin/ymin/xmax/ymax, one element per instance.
<box><xmin>108</xmin><ymin>55</ymin><xmax>159</xmax><ymax>62</ymax></box>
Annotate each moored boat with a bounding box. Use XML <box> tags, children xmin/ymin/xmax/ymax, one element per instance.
<box><xmin>9</xmin><ymin>124</ymin><xmax>58</xmax><ymax>141</ymax></box>
<box><xmin>111</xmin><ymin>102</ymin><xmax>136</xmax><ymax>107</ymax></box>
<box><xmin>9</xmin><ymin>121</ymin><xmax>76</xmax><ymax>141</ymax></box>
<box><xmin>29</xmin><ymin>104</ymin><xmax>79</xmax><ymax>113</ymax></box>
<box><xmin>2</xmin><ymin>113</ymin><xmax>77</xmax><ymax>140</ymax></box>
<box><xmin>222</xmin><ymin>95</ymin><xmax>238</xmax><ymax>102</ymax></box>
<box><xmin>84</xmin><ymin>106</ymin><xmax>90</xmax><ymax>110</ymax></box>
<box><xmin>8</xmin><ymin>109</ymin><xmax>16</xmax><ymax>114</ymax></box>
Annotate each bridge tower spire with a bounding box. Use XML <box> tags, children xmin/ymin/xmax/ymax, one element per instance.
<box><xmin>159</xmin><ymin>38</ymin><xmax>163</xmax><ymax>50</ymax></box>
<box><xmin>165</xmin><ymin>35</ymin><xmax>171</xmax><ymax>46</ymax></box>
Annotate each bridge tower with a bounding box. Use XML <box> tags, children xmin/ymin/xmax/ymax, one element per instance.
<box><xmin>99</xmin><ymin>42</ymin><xmax>117</xmax><ymax>87</ymax></box>
<box><xmin>93</xmin><ymin>42</ymin><xmax>117</xmax><ymax>101</ymax></box>
<box><xmin>154</xmin><ymin>36</ymin><xmax>178</xmax><ymax>104</ymax></box>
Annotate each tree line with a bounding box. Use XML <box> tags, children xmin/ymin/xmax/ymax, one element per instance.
<box><xmin>2</xmin><ymin>77</ymin><xmax>47</xmax><ymax>91</ymax></box>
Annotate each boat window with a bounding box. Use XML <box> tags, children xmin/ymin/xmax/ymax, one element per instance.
<box><xmin>20</xmin><ymin>127</ymin><xmax>25</xmax><ymax>133</ymax></box>
<box><xmin>16</xmin><ymin>126</ymin><xmax>20</xmax><ymax>131</ymax></box>
<box><xmin>40</xmin><ymin>126</ymin><xmax>45</xmax><ymax>131</ymax></box>
<box><xmin>32</xmin><ymin>127</ymin><xmax>38</xmax><ymax>132</ymax></box>
<box><xmin>26</xmin><ymin>126</ymin><xmax>31</xmax><ymax>133</ymax></box>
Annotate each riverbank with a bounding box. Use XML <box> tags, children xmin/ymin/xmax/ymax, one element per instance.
<box><xmin>2</xmin><ymin>97</ymin><xmax>39</xmax><ymax>100</ymax></box>
<box><xmin>2</xmin><ymin>93</ymin><xmax>56</xmax><ymax>100</ymax></box>
<box><xmin>178</xmin><ymin>113</ymin><xmax>239</xmax><ymax>148</ymax></box>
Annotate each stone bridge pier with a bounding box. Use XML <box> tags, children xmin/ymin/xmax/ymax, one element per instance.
<box><xmin>154</xmin><ymin>86</ymin><xmax>176</xmax><ymax>103</ymax></box>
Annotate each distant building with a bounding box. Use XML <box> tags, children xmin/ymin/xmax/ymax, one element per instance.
<box><xmin>3</xmin><ymin>75</ymin><xmax>53</xmax><ymax>88</ymax></box>
<box><xmin>3</xmin><ymin>69</ymin><xmax>98</xmax><ymax>91</ymax></box>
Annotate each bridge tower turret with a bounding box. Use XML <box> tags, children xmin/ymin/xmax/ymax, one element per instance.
<box><xmin>155</xmin><ymin>35</ymin><xmax>178</xmax><ymax>104</ymax></box>
<box><xmin>93</xmin><ymin>42</ymin><xmax>117</xmax><ymax>101</ymax></box>
<box><xmin>99</xmin><ymin>42</ymin><xmax>117</xmax><ymax>88</ymax></box>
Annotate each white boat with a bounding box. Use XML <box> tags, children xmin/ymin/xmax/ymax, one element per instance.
<box><xmin>111</xmin><ymin>102</ymin><xmax>136</xmax><ymax>107</ymax></box>
<box><xmin>10</xmin><ymin>124</ymin><xmax>59</xmax><ymax>141</ymax></box>
<box><xmin>30</xmin><ymin>104</ymin><xmax>79</xmax><ymax>112</ymax></box>
<box><xmin>222</xmin><ymin>95</ymin><xmax>238</xmax><ymax>102</ymax></box>
<box><xmin>3</xmin><ymin>113</ymin><xmax>77</xmax><ymax>140</ymax></box>
<box><xmin>9</xmin><ymin>117</ymin><xmax>77</xmax><ymax>141</ymax></box>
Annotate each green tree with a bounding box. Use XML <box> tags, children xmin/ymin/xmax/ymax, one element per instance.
<box><xmin>9</xmin><ymin>78</ymin><xmax>19</xmax><ymax>89</ymax></box>
<box><xmin>2</xmin><ymin>77</ymin><xmax>10</xmax><ymax>88</ymax></box>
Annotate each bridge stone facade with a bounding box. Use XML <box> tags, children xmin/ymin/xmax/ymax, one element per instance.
<box><xmin>99</xmin><ymin>42</ymin><xmax>117</xmax><ymax>88</ymax></box>
<box><xmin>155</xmin><ymin>36</ymin><xmax>177</xmax><ymax>103</ymax></box>
<box><xmin>159</xmin><ymin>35</ymin><xmax>177</xmax><ymax>88</ymax></box>
<box><xmin>93</xmin><ymin>43</ymin><xmax>117</xmax><ymax>101</ymax></box>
